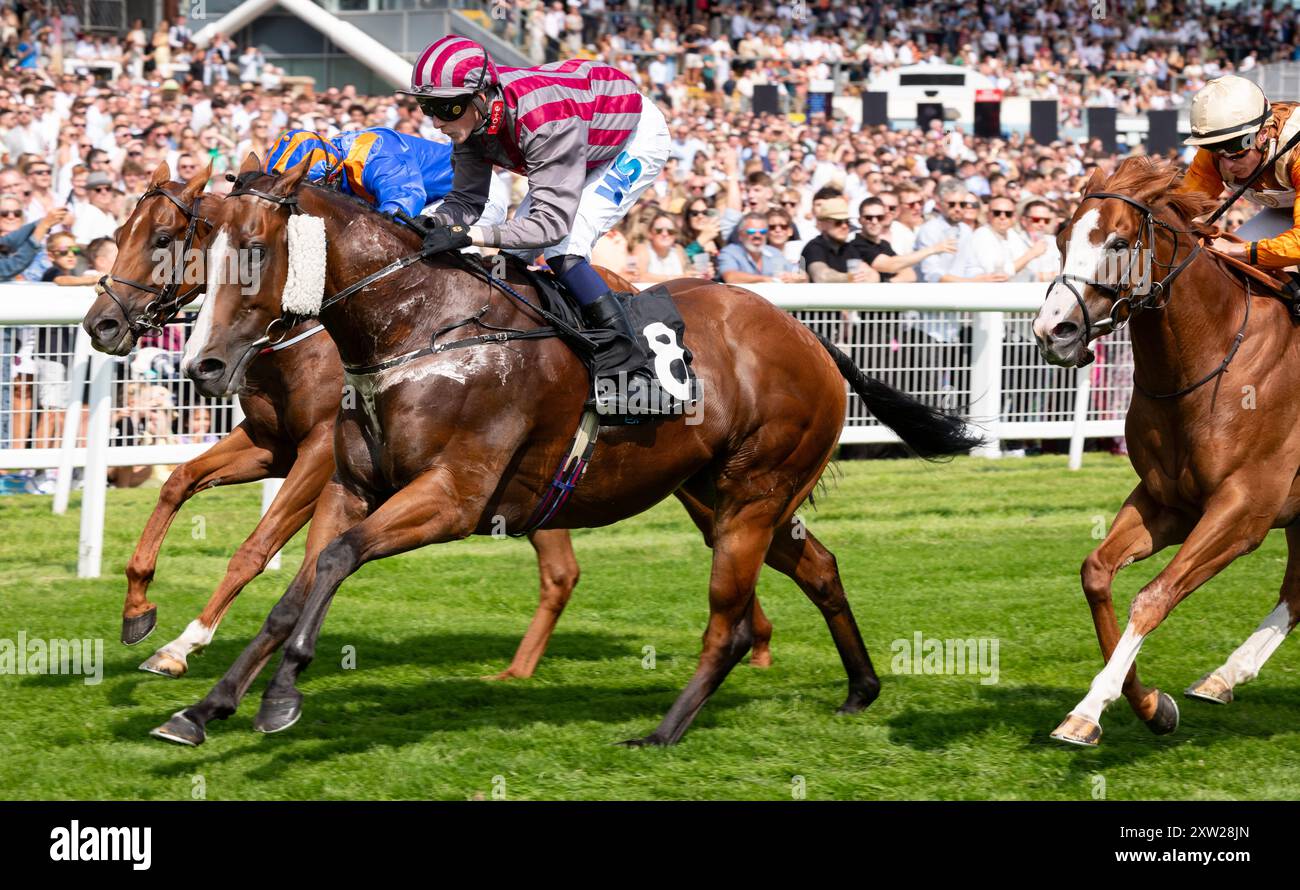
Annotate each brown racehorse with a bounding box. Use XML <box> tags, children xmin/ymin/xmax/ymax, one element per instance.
<box><xmin>150</xmin><ymin>155</ymin><xmax>978</xmax><ymax>747</ymax></box>
<box><xmin>1034</xmin><ymin>156</ymin><xmax>1300</xmax><ymax>746</ymax></box>
<box><xmin>81</xmin><ymin>162</ymin><xmax>708</xmax><ymax>682</ymax></box>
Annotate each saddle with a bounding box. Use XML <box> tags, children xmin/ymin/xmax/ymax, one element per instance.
<box><xmin>498</xmin><ymin>255</ymin><xmax>701</xmax><ymax>427</ymax></box>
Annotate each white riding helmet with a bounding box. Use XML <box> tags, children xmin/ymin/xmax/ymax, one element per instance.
<box><xmin>1184</xmin><ymin>75</ymin><xmax>1270</xmax><ymax>150</ymax></box>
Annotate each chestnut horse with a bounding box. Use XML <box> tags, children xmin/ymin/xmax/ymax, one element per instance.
<box><xmin>82</xmin><ymin>162</ymin><xmax>701</xmax><ymax>682</ymax></box>
<box><xmin>151</xmin><ymin>156</ymin><xmax>978</xmax><ymax>747</ymax></box>
<box><xmin>1034</xmin><ymin>156</ymin><xmax>1300</xmax><ymax>746</ymax></box>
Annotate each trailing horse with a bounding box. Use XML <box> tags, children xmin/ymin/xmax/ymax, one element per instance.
<box><xmin>82</xmin><ymin>162</ymin><xmax>680</xmax><ymax>681</ymax></box>
<box><xmin>1035</xmin><ymin>156</ymin><xmax>1300</xmax><ymax>746</ymax></box>
<box><xmin>151</xmin><ymin>155</ymin><xmax>979</xmax><ymax>747</ymax></box>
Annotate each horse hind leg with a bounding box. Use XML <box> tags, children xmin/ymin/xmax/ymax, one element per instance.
<box><xmin>764</xmin><ymin>517</ymin><xmax>880</xmax><ymax>713</ymax></box>
<box><xmin>1187</xmin><ymin>524</ymin><xmax>1300</xmax><ymax>705</ymax></box>
<box><xmin>489</xmin><ymin>529</ymin><xmax>580</xmax><ymax>680</ymax></box>
<box><xmin>624</xmin><ymin>497</ymin><xmax>779</xmax><ymax>747</ymax></box>
<box><xmin>673</xmin><ymin>484</ymin><xmax>776</xmax><ymax>668</ymax></box>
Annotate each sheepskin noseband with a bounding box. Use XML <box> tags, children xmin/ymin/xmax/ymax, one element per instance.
<box><xmin>282</xmin><ymin>213</ymin><xmax>327</xmax><ymax>316</ymax></box>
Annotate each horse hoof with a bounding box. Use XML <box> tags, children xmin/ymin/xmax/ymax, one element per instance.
<box><xmin>1185</xmin><ymin>672</ymin><xmax>1233</xmax><ymax>705</ymax></box>
<box><xmin>618</xmin><ymin>733</ymin><xmax>669</xmax><ymax>748</ymax></box>
<box><xmin>749</xmin><ymin>648</ymin><xmax>773</xmax><ymax>668</ymax></box>
<box><xmin>836</xmin><ymin>680</ymin><xmax>881</xmax><ymax>714</ymax></box>
<box><xmin>1050</xmin><ymin>713</ymin><xmax>1102</xmax><ymax>747</ymax></box>
<box><xmin>483</xmin><ymin>669</ymin><xmax>527</xmax><ymax>681</ymax></box>
<box><xmin>253</xmin><ymin>696</ymin><xmax>302</xmax><ymax>734</ymax></box>
<box><xmin>150</xmin><ymin>711</ymin><xmax>205</xmax><ymax>746</ymax></box>
<box><xmin>139</xmin><ymin>650</ymin><xmax>187</xmax><ymax>678</ymax></box>
<box><xmin>121</xmin><ymin>608</ymin><xmax>157</xmax><ymax>646</ymax></box>
<box><xmin>1144</xmin><ymin>691</ymin><xmax>1180</xmax><ymax>736</ymax></box>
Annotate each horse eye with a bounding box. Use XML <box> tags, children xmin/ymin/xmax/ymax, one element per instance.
<box><xmin>154</xmin><ymin>234</ymin><xmax>172</xmax><ymax>248</ymax></box>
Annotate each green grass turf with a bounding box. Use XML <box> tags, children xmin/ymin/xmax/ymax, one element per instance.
<box><xmin>1</xmin><ymin>454</ymin><xmax>1297</xmax><ymax>800</ymax></box>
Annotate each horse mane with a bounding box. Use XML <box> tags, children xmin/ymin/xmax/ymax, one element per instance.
<box><xmin>1100</xmin><ymin>156</ymin><xmax>1219</xmax><ymax>233</ymax></box>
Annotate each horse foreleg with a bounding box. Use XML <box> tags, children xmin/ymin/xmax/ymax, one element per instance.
<box><xmin>1054</xmin><ymin>483</ymin><xmax>1278</xmax><ymax>747</ymax></box>
<box><xmin>491</xmin><ymin>529</ymin><xmax>580</xmax><ymax>680</ymax></box>
<box><xmin>254</xmin><ymin>468</ymin><xmax>485</xmax><ymax>735</ymax></box>
<box><xmin>150</xmin><ymin>478</ymin><xmax>371</xmax><ymax>746</ymax></box>
<box><xmin>139</xmin><ymin>429</ymin><xmax>333</xmax><ymax>678</ymax></box>
<box><xmin>1187</xmin><ymin>524</ymin><xmax>1300</xmax><ymax>704</ymax></box>
<box><xmin>122</xmin><ymin>424</ymin><xmax>275</xmax><ymax>646</ymax></box>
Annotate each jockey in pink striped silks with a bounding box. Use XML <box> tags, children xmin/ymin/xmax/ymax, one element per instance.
<box><xmin>397</xmin><ymin>36</ymin><xmax>671</xmax><ymax>374</ymax></box>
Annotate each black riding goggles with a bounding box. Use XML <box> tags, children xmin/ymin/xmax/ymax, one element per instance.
<box><xmin>416</xmin><ymin>94</ymin><xmax>474</xmax><ymax>122</ymax></box>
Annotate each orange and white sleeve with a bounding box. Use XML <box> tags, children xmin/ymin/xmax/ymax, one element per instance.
<box><xmin>1251</xmin><ymin>153</ymin><xmax>1300</xmax><ymax>268</ymax></box>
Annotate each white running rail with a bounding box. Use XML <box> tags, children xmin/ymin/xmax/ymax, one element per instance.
<box><xmin>0</xmin><ymin>282</ymin><xmax>1129</xmax><ymax>577</ymax></box>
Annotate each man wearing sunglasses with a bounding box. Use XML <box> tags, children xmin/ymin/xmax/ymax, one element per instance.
<box><xmin>716</xmin><ymin>211</ymin><xmax>802</xmax><ymax>284</ymax></box>
<box><xmin>852</xmin><ymin>197</ymin><xmax>955</xmax><ymax>284</ymax></box>
<box><xmin>915</xmin><ymin>181</ymin><xmax>975</xmax><ymax>283</ymax></box>
<box><xmin>264</xmin><ymin>127</ymin><xmax>507</xmax><ymax>226</ymax></box>
<box><xmin>1180</xmin><ymin>75</ymin><xmax>1300</xmax><ymax>265</ymax></box>
<box><xmin>398</xmin><ymin>35</ymin><xmax>671</xmax><ymax>415</ymax></box>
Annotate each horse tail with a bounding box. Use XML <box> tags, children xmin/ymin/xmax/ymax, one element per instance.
<box><xmin>811</xmin><ymin>330</ymin><xmax>984</xmax><ymax>460</ymax></box>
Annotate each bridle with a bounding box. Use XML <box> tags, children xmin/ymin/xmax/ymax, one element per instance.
<box><xmin>97</xmin><ymin>186</ymin><xmax>209</xmax><ymax>337</ymax></box>
<box><xmin>1048</xmin><ymin>190</ymin><xmax>1250</xmax><ymax>399</ymax></box>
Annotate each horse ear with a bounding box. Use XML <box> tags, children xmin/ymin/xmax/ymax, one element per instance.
<box><xmin>239</xmin><ymin>152</ymin><xmax>262</xmax><ymax>176</ymax></box>
<box><xmin>270</xmin><ymin>158</ymin><xmax>313</xmax><ymax>197</ymax></box>
<box><xmin>180</xmin><ymin>161</ymin><xmax>211</xmax><ymax>203</ymax></box>
<box><xmin>1081</xmin><ymin>167</ymin><xmax>1106</xmax><ymax>196</ymax></box>
<box><xmin>150</xmin><ymin>161</ymin><xmax>171</xmax><ymax>187</ymax></box>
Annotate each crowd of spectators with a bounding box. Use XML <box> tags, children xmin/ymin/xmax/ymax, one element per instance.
<box><xmin>0</xmin><ymin>0</ymin><xmax>1281</xmax><ymax>475</ymax></box>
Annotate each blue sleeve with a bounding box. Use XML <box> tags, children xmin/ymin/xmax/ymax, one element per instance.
<box><xmin>362</xmin><ymin>152</ymin><xmax>427</xmax><ymax>218</ymax></box>
<box><xmin>715</xmin><ymin>244</ymin><xmax>745</xmax><ymax>275</ymax></box>
<box><xmin>0</xmin><ymin>224</ymin><xmax>40</xmax><ymax>281</ymax></box>
<box><xmin>421</xmin><ymin>140</ymin><xmax>455</xmax><ymax>202</ymax></box>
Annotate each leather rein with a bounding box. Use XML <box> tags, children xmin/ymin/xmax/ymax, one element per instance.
<box><xmin>1049</xmin><ymin>191</ymin><xmax>1250</xmax><ymax>400</ymax></box>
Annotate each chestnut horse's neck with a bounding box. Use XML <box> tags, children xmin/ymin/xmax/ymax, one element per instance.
<box><xmin>1125</xmin><ymin>209</ymin><xmax>1252</xmax><ymax>401</ymax></box>
<box><xmin>296</xmin><ymin>187</ymin><xmax>491</xmax><ymax>371</ymax></box>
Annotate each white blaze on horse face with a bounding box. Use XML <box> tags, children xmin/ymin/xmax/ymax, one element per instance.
<box><xmin>1034</xmin><ymin>207</ymin><xmax>1102</xmax><ymax>342</ymax></box>
<box><xmin>180</xmin><ymin>228</ymin><xmax>231</xmax><ymax>373</ymax></box>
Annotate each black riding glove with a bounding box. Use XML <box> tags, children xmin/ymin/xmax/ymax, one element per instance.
<box><xmin>422</xmin><ymin>223</ymin><xmax>472</xmax><ymax>255</ymax></box>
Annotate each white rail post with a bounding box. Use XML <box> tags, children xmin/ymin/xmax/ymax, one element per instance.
<box><xmin>53</xmin><ymin>325</ymin><xmax>91</xmax><ymax>515</ymax></box>
<box><xmin>1068</xmin><ymin>363</ymin><xmax>1093</xmax><ymax>471</ymax></box>
<box><xmin>261</xmin><ymin>477</ymin><xmax>284</xmax><ymax>570</ymax></box>
<box><xmin>969</xmin><ymin>310</ymin><xmax>1004</xmax><ymax>458</ymax></box>
<box><xmin>77</xmin><ymin>350</ymin><xmax>113</xmax><ymax>578</ymax></box>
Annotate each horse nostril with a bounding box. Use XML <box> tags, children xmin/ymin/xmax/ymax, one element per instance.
<box><xmin>92</xmin><ymin>318</ymin><xmax>119</xmax><ymax>339</ymax></box>
<box><xmin>195</xmin><ymin>357</ymin><xmax>226</xmax><ymax>380</ymax></box>
<box><xmin>1052</xmin><ymin>321</ymin><xmax>1078</xmax><ymax>341</ymax></box>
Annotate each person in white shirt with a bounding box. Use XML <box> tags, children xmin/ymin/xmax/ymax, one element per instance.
<box><xmin>70</xmin><ymin>171</ymin><xmax>122</xmax><ymax>243</ymax></box>
<box><xmin>947</xmin><ymin>196</ymin><xmax>1045</xmax><ymax>282</ymax></box>
<box><xmin>1014</xmin><ymin>200</ymin><xmax>1062</xmax><ymax>283</ymax></box>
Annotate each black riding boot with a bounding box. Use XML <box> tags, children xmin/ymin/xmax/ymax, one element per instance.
<box><xmin>580</xmin><ymin>291</ymin><xmax>667</xmax><ymax>419</ymax></box>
